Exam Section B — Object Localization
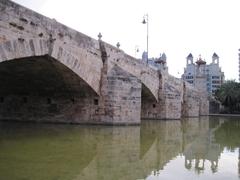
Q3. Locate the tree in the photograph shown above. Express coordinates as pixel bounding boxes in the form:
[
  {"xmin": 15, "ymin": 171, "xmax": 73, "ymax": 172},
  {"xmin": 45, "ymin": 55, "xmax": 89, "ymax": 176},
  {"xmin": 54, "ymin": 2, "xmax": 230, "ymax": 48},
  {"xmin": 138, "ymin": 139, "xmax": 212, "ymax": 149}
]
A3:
[{"xmin": 215, "ymin": 80, "xmax": 240, "ymax": 113}]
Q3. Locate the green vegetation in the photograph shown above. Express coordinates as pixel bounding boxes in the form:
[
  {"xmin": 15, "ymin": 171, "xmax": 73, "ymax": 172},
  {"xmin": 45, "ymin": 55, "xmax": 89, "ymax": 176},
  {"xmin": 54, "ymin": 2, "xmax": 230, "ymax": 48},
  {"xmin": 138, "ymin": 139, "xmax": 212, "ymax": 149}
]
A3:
[{"xmin": 215, "ymin": 80, "xmax": 240, "ymax": 113}]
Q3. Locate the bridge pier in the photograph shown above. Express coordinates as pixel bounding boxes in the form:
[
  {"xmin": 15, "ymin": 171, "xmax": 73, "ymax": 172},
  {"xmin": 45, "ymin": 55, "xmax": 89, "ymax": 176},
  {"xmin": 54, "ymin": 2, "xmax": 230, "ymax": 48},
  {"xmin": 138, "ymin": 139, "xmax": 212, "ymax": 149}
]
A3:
[
  {"xmin": 182, "ymin": 82, "xmax": 200, "ymax": 117},
  {"xmin": 94, "ymin": 42, "xmax": 141, "ymax": 125},
  {"xmin": 94, "ymin": 65, "xmax": 142, "ymax": 125},
  {"xmin": 141, "ymin": 72, "xmax": 183, "ymax": 120},
  {"xmin": 199, "ymin": 95, "xmax": 209, "ymax": 116}
]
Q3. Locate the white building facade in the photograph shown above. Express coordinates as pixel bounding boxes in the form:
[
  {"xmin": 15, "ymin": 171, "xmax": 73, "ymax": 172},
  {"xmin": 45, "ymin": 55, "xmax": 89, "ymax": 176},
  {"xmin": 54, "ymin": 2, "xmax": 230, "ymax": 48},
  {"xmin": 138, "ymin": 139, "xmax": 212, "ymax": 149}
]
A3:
[
  {"xmin": 142, "ymin": 51, "xmax": 168, "ymax": 72},
  {"xmin": 182, "ymin": 53, "xmax": 225, "ymax": 95}
]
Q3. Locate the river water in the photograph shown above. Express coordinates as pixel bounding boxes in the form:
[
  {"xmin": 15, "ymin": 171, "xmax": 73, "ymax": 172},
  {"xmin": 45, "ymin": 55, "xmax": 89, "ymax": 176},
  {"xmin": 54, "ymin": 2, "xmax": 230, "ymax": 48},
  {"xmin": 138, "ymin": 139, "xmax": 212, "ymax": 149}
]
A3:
[{"xmin": 0, "ymin": 116, "xmax": 239, "ymax": 180}]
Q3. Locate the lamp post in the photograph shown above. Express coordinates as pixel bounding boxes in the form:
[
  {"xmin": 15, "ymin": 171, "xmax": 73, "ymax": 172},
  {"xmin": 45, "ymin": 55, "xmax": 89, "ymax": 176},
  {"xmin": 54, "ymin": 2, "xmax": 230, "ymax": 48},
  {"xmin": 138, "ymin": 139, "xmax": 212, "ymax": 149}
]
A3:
[{"xmin": 142, "ymin": 14, "xmax": 149, "ymax": 64}]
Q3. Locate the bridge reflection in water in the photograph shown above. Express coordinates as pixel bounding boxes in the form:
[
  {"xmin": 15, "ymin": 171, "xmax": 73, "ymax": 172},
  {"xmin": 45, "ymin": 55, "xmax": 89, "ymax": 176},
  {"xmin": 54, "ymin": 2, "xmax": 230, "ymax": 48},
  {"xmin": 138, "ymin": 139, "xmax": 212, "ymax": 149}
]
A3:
[{"xmin": 0, "ymin": 116, "xmax": 239, "ymax": 180}]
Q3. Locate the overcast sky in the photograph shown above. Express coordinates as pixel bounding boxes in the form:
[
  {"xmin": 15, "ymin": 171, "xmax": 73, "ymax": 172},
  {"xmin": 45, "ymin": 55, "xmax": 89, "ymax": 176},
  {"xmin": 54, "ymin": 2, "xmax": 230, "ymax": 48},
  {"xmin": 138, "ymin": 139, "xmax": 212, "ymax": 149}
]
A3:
[{"xmin": 12, "ymin": 0, "xmax": 240, "ymax": 80}]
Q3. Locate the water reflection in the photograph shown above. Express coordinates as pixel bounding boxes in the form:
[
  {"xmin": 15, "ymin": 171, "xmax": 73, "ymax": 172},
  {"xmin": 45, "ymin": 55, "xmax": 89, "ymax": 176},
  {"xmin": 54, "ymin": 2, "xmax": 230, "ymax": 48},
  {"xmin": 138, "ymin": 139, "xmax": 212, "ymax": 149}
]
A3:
[
  {"xmin": 182, "ymin": 117, "xmax": 222, "ymax": 174},
  {"xmin": 0, "ymin": 117, "xmax": 239, "ymax": 180}
]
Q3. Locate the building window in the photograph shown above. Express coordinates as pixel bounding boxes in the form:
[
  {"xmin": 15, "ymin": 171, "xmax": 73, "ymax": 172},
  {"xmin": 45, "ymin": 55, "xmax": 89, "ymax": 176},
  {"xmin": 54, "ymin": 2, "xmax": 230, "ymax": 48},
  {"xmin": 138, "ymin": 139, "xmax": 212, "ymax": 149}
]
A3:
[
  {"xmin": 186, "ymin": 76, "xmax": 193, "ymax": 79},
  {"xmin": 0, "ymin": 97, "xmax": 4, "ymax": 103},
  {"xmin": 212, "ymin": 85, "xmax": 220, "ymax": 88},
  {"xmin": 212, "ymin": 76, "xmax": 220, "ymax": 79},
  {"xmin": 212, "ymin": 80, "xmax": 220, "ymax": 84}
]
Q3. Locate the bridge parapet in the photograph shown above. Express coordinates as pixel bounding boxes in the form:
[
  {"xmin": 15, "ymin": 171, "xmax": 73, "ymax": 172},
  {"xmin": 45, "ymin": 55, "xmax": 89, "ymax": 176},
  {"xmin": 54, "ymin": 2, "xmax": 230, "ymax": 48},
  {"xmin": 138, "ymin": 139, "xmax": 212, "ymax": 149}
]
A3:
[{"xmin": 0, "ymin": 0, "xmax": 99, "ymax": 50}]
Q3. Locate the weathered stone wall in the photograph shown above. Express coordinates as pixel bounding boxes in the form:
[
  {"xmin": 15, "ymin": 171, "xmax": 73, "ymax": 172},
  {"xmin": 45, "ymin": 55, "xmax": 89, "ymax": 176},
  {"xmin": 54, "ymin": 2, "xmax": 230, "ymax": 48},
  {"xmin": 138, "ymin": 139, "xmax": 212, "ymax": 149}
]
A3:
[
  {"xmin": 160, "ymin": 73, "xmax": 183, "ymax": 119},
  {"xmin": 141, "ymin": 71, "xmax": 165, "ymax": 119},
  {"xmin": 0, "ymin": 54, "xmax": 141, "ymax": 125},
  {"xmin": 103, "ymin": 42, "xmax": 160, "ymax": 101},
  {"xmin": 0, "ymin": 0, "xmax": 209, "ymax": 124},
  {"xmin": 0, "ymin": 0, "xmax": 153, "ymax": 124},
  {"xmin": 0, "ymin": 0, "xmax": 102, "ymax": 95},
  {"xmin": 195, "ymin": 74, "xmax": 209, "ymax": 116},
  {"xmin": 99, "ymin": 42, "xmax": 161, "ymax": 121},
  {"xmin": 94, "ymin": 62, "xmax": 142, "ymax": 124},
  {"xmin": 141, "ymin": 72, "xmax": 184, "ymax": 120},
  {"xmin": 141, "ymin": 84, "xmax": 160, "ymax": 119},
  {"xmin": 0, "ymin": 56, "xmax": 100, "ymax": 123},
  {"xmin": 182, "ymin": 82, "xmax": 200, "ymax": 117},
  {"xmin": 199, "ymin": 94, "xmax": 209, "ymax": 116},
  {"xmin": 104, "ymin": 65, "xmax": 141, "ymax": 124}
]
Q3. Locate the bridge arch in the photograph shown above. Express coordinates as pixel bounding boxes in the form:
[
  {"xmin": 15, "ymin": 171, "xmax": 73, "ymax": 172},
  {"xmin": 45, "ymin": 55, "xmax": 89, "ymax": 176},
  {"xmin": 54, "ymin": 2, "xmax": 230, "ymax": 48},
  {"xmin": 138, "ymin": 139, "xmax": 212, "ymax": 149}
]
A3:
[
  {"xmin": 140, "ymin": 70, "xmax": 159, "ymax": 102},
  {"xmin": 109, "ymin": 53, "xmax": 160, "ymax": 102},
  {"xmin": 0, "ymin": 38, "xmax": 102, "ymax": 123},
  {"xmin": 0, "ymin": 38, "xmax": 102, "ymax": 95}
]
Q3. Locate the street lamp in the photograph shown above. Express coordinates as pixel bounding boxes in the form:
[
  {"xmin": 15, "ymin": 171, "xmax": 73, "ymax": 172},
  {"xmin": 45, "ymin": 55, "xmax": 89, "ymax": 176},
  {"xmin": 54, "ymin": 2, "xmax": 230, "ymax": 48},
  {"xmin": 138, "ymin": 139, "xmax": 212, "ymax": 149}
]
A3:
[{"xmin": 142, "ymin": 14, "xmax": 149, "ymax": 64}]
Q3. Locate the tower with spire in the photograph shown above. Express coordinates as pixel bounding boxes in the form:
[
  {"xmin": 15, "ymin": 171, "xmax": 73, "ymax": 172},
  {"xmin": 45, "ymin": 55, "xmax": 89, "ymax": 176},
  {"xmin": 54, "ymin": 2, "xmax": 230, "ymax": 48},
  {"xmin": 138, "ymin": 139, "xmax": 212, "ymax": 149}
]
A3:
[
  {"xmin": 186, "ymin": 53, "xmax": 193, "ymax": 65},
  {"xmin": 212, "ymin": 52, "xmax": 219, "ymax": 65},
  {"xmin": 182, "ymin": 53, "xmax": 224, "ymax": 95}
]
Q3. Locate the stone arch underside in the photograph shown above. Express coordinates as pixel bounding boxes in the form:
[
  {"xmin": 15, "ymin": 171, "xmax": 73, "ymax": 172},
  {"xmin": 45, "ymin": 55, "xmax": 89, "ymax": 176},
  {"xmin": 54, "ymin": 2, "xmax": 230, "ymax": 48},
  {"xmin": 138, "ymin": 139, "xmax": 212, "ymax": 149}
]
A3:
[
  {"xmin": 141, "ymin": 83, "xmax": 160, "ymax": 119},
  {"xmin": 139, "ymin": 71, "xmax": 159, "ymax": 102},
  {"xmin": 0, "ymin": 38, "xmax": 102, "ymax": 95},
  {"xmin": 110, "ymin": 54, "xmax": 159, "ymax": 102},
  {"xmin": 0, "ymin": 39, "xmax": 104, "ymax": 123},
  {"xmin": 110, "ymin": 56, "xmax": 162, "ymax": 119}
]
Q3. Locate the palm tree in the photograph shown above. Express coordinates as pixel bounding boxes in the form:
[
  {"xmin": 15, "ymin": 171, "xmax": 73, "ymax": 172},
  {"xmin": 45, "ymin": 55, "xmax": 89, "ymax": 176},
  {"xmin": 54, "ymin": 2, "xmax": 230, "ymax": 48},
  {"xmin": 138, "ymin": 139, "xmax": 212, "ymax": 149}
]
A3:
[{"xmin": 215, "ymin": 81, "xmax": 240, "ymax": 113}]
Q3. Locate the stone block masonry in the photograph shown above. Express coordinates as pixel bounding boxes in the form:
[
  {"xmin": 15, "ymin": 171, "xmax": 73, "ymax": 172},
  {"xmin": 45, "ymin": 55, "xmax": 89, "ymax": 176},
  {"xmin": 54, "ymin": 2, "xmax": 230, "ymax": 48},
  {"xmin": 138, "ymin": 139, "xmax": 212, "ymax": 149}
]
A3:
[
  {"xmin": 0, "ymin": 0, "xmax": 209, "ymax": 125},
  {"xmin": 142, "ymin": 73, "xmax": 184, "ymax": 120},
  {"xmin": 182, "ymin": 82, "xmax": 200, "ymax": 117},
  {"xmin": 100, "ymin": 65, "xmax": 141, "ymax": 124}
]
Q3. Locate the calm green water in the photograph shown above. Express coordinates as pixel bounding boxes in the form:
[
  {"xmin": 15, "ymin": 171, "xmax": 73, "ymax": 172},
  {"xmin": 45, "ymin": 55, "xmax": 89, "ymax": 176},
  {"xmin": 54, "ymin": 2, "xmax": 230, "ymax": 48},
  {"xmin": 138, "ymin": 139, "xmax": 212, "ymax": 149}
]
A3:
[{"xmin": 0, "ymin": 116, "xmax": 239, "ymax": 180}]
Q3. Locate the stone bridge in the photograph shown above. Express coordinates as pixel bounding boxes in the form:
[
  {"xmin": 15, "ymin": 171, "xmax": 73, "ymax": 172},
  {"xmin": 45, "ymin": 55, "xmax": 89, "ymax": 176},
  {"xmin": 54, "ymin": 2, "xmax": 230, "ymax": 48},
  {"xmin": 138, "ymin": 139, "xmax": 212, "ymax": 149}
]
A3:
[{"xmin": 0, "ymin": 0, "xmax": 209, "ymax": 125}]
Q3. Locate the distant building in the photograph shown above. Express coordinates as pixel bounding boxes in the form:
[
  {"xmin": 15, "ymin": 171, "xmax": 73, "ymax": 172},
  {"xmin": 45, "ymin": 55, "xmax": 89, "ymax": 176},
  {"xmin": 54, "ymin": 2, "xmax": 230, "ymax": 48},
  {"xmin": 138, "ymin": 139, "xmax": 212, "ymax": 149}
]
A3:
[
  {"xmin": 182, "ymin": 53, "xmax": 224, "ymax": 95},
  {"xmin": 142, "ymin": 51, "xmax": 168, "ymax": 72}
]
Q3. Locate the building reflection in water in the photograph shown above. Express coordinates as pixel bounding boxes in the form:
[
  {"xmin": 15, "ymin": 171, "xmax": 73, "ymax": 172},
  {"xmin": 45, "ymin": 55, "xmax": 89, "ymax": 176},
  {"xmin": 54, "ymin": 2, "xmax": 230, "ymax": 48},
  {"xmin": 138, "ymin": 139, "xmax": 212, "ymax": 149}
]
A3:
[
  {"xmin": 0, "ymin": 116, "xmax": 239, "ymax": 180},
  {"xmin": 142, "ymin": 116, "xmax": 240, "ymax": 179},
  {"xmin": 182, "ymin": 116, "xmax": 222, "ymax": 174}
]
